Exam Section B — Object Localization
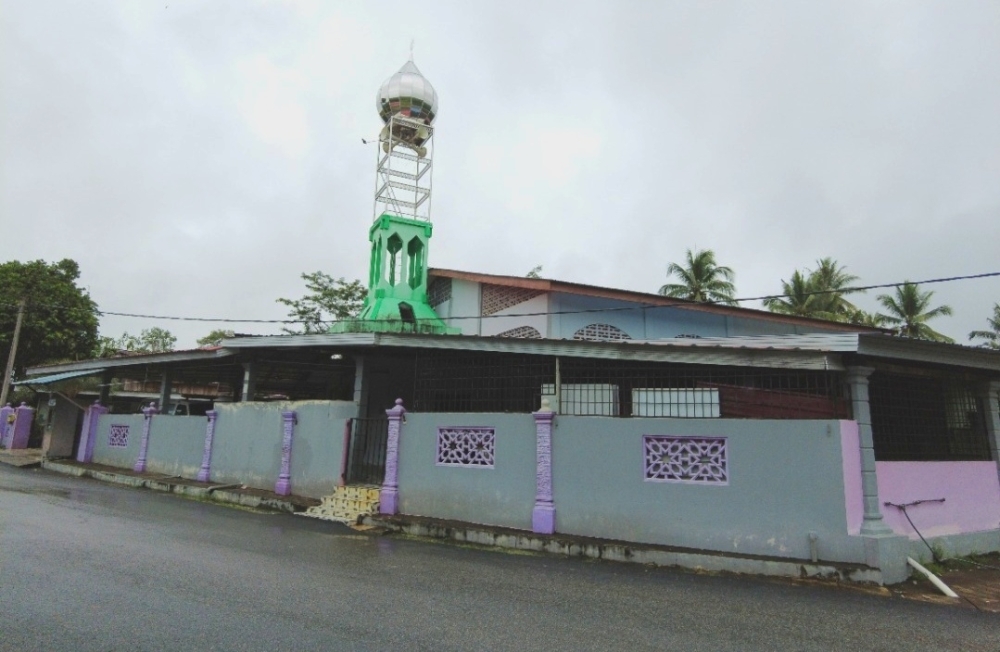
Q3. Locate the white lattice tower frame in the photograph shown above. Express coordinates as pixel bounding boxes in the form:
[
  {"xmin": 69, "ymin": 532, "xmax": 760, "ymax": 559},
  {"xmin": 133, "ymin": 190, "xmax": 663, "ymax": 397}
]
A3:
[{"xmin": 374, "ymin": 114, "xmax": 434, "ymax": 221}]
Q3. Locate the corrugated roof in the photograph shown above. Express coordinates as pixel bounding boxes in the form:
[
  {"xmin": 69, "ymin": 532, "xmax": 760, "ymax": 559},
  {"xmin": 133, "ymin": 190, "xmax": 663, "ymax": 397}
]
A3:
[{"xmin": 14, "ymin": 369, "xmax": 104, "ymax": 386}]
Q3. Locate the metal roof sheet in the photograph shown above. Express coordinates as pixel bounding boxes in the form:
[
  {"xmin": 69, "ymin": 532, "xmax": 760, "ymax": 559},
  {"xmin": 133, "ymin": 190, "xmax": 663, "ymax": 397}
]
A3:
[{"xmin": 14, "ymin": 369, "xmax": 105, "ymax": 386}]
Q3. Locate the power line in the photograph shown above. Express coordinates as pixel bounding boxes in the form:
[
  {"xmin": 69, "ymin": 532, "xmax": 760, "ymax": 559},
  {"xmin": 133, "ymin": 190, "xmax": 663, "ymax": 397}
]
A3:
[{"xmin": 2, "ymin": 270, "xmax": 998, "ymax": 325}]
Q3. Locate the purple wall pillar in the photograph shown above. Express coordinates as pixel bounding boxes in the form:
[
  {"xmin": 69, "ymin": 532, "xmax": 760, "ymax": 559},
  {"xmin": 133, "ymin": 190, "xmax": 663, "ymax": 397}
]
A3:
[
  {"xmin": 8, "ymin": 402, "xmax": 35, "ymax": 449},
  {"xmin": 196, "ymin": 410, "xmax": 219, "ymax": 483},
  {"xmin": 77, "ymin": 401, "xmax": 108, "ymax": 463},
  {"xmin": 274, "ymin": 410, "xmax": 297, "ymax": 496},
  {"xmin": 133, "ymin": 403, "xmax": 158, "ymax": 473},
  {"xmin": 0, "ymin": 403, "xmax": 13, "ymax": 448},
  {"xmin": 380, "ymin": 399, "xmax": 406, "ymax": 515},
  {"xmin": 532, "ymin": 398, "xmax": 557, "ymax": 534}
]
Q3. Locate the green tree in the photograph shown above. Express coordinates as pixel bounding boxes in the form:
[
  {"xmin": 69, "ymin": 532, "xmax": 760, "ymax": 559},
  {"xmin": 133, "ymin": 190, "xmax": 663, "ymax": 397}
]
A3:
[
  {"xmin": 525, "ymin": 265, "xmax": 543, "ymax": 279},
  {"xmin": 847, "ymin": 309, "xmax": 890, "ymax": 329},
  {"xmin": 197, "ymin": 329, "xmax": 236, "ymax": 347},
  {"xmin": 764, "ymin": 258, "xmax": 863, "ymax": 321},
  {"xmin": 968, "ymin": 302, "xmax": 1000, "ymax": 349},
  {"xmin": 96, "ymin": 328, "xmax": 177, "ymax": 357},
  {"xmin": 0, "ymin": 259, "xmax": 99, "ymax": 376},
  {"xmin": 762, "ymin": 270, "xmax": 820, "ymax": 317},
  {"xmin": 658, "ymin": 248, "xmax": 737, "ymax": 305},
  {"xmin": 277, "ymin": 272, "xmax": 366, "ymax": 334},
  {"xmin": 876, "ymin": 282, "xmax": 954, "ymax": 342}
]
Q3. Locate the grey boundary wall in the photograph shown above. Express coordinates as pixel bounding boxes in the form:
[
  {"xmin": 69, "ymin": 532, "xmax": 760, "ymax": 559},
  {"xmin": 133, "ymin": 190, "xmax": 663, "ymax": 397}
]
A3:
[
  {"xmin": 91, "ymin": 401, "xmax": 356, "ymax": 498},
  {"xmin": 397, "ymin": 413, "xmax": 868, "ymax": 564}
]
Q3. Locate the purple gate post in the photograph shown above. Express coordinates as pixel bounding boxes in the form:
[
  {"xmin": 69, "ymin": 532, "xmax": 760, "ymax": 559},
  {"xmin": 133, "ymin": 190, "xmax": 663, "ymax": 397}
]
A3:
[
  {"xmin": 8, "ymin": 402, "xmax": 35, "ymax": 449},
  {"xmin": 134, "ymin": 403, "xmax": 158, "ymax": 473},
  {"xmin": 78, "ymin": 401, "xmax": 108, "ymax": 463},
  {"xmin": 274, "ymin": 410, "xmax": 297, "ymax": 496},
  {"xmin": 532, "ymin": 398, "xmax": 557, "ymax": 534},
  {"xmin": 0, "ymin": 403, "xmax": 13, "ymax": 449},
  {"xmin": 197, "ymin": 410, "xmax": 219, "ymax": 482},
  {"xmin": 380, "ymin": 399, "xmax": 406, "ymax": 515}
]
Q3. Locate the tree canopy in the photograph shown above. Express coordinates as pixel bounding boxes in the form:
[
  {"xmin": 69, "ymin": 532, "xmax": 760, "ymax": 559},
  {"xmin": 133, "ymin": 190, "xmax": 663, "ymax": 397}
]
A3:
[
  {"xmin": 0, "ymin": 259, "xmax": 99, "ymax": 376},
  {"xmin": 197, "ymin": 329, "xmax": 236, "ymax": 347},
  {"xmin": 876, "ymin": 282, "xmax": 953, "ymax": 342},
  {"xmin": 968, "ymin": 302, "xmax": 1000, "ymax": 349},
  {"xmin": 658, "ymin": 249, "xmax": 737, "ymax": 305},
  {"xmin": 277, "ymin": 272, "xmax": 366, "ymax": 334},
  {"xmin": 96, "ymin": 327, "xmax": 177, "ymax": 357},
  {"xmin": 764, "ymin": 258, "xmax": 862, "ymax": 321}
]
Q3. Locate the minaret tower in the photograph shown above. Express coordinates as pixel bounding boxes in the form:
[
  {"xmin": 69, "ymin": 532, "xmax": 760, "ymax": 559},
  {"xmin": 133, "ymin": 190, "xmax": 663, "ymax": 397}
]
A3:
[{"xmin": 331, "ymin": 58, "xmax": 457, "ymax": 335}]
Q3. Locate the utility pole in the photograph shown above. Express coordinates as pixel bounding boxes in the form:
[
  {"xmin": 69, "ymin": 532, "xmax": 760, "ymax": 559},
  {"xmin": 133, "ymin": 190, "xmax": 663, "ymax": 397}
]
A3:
[{"xmin": 0, "ymin": 299, "xmax": 27, "ymax": 406}]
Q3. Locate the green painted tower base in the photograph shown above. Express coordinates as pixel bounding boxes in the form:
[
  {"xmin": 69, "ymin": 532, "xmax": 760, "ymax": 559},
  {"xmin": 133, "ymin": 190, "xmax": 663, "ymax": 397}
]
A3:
[{"xmin": 330, "ymin": 213, "xmax": 458, "ymax": 335}]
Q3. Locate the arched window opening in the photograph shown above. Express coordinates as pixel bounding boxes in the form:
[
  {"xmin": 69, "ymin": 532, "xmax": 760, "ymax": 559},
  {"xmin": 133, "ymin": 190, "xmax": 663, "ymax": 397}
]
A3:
[
  {"xmin": 387, "ymin": 234, "xmax": 403, "ymax": 286},
  {"xmin": 407, "ymin": 237, "xmax": 424, "ymax": 289},
  {"xmin": 572, "ymin": 323, "xmax": 632, "ymax": 342}
]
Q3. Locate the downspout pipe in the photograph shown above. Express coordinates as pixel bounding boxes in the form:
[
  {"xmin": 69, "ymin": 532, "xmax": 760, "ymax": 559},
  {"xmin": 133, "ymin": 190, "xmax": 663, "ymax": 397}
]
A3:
[{"xmin": 906, "ymin": 557, "xmax": 959, "ymax": 599}]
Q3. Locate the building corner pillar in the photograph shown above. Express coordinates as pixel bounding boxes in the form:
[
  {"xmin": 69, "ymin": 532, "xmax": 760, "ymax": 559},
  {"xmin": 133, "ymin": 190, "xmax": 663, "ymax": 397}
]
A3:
[
  {"xmin": 532, "ymin": 398, "xmax": 557, "ymax": 534},
  {"xmin": 846, "ymin": 366, "xmax": 892, "ymax": 537},
  {"xmin": 380, "ymin": 399, "xmax": 406, "ymax": 515},
  {"xmin": 978, "ymin": 380, "xmax": 1000, "ymax": 486},
  {"xmin": 274, "ymin": 410, "xmax": 297, "ymax": 496}
]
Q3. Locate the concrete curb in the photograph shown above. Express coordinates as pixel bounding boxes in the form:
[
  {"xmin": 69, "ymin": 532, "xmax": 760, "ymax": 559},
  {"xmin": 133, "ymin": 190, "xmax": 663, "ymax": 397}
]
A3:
[
  {"xmin": 41, "ymin": 460, "xmax": 301, "ymax": 513},
  {"xmin": 365, "ymin": 515, "xmax": 885, "ymax": 585}
]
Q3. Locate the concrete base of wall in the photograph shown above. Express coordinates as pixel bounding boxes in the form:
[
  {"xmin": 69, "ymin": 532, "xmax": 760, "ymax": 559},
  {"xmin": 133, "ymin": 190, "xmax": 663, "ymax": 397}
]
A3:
[
  {"xmin": 906, "ymin": 530, "xmax": 1000, "ymax": 563},
  {"xmin": 41, "ymin": 460, "xmax": 320, "ymax": 513},
  {"xmin": 365, "ymin": 514, "xmax": 887, "ymax": 585}
]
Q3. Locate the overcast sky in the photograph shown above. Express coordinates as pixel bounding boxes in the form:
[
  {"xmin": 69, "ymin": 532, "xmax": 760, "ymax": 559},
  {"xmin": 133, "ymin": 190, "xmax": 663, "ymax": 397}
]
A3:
[{"xmin": 2, "ymin": 0, "xmax": 999, "ymax": 349}]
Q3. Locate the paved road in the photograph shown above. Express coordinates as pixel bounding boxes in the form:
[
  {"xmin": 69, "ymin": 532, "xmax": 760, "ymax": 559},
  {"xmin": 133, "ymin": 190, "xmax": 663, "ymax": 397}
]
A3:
[{"xmin": 1, "ymin": 465, "xmax": 997, "ymax": 651}]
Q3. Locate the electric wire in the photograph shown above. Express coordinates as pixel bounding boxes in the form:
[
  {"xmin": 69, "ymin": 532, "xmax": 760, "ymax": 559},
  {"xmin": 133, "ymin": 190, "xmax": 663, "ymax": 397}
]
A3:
[{"xmin": 1, "ymin": 270, "xmax": 997, "ymax": 326}]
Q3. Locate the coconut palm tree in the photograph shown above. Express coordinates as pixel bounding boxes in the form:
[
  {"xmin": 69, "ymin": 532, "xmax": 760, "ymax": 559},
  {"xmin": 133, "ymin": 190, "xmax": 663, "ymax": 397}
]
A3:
[
  {"xmin": 968, "ymin": 302, "xmax": 1000, "ymax": 349},
  {"xmin": 808, "ymin": 257, "xmax": 863, "ymax": 319},
  {"xmin": 658, "ymin": 248, "xmax": 737, "ymax": 305},
  {"xmin": 876, "ymin": 282, "xmax": 954, "ymax": 342},
  {"xmin": 762, "ymin": 270, "xmax": 821, "ymax": 317},
  {"xmin": 847, "ymin": 309, "xmax": 890, "ymax": 329}
]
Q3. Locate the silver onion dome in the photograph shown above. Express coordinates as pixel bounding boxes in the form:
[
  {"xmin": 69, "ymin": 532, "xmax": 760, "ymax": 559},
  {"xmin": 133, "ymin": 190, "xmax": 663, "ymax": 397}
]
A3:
[{"xmin": 376, "ymin": 60, "xmax": 438, "ymax": 125}]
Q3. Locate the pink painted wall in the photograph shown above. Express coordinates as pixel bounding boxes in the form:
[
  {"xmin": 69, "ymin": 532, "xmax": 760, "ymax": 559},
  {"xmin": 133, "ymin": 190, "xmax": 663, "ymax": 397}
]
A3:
[
  {"xmin": 840, "ymin": 421, "xmax": 864, "ymax": 535},
  {"xmin": 876, "ymin": 461, "xmax": 1000, "ymax": 539}
]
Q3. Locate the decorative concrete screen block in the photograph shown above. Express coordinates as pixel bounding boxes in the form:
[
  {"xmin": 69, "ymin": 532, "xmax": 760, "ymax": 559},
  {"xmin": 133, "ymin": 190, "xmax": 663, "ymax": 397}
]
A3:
[
  {"xmin": 108, "ymin": 424, "xmax": 130, "ymax": 448},
  {"xmin": 496, "ymin": 325, "xmax": 543, "ymax": 339},
  {"xmin": 572, "ymin": 323, "xmax": 631, "ymax": 342},
  {"xmin": 427, "ymin": 277, "xmax": 452, "ymax": 307},
  {"xmin": 437, "ymin": 427, "xmax": 496, "ymax": 468},
  {"xmin": 643, "ymin": 435, "xmax": 728, "ymax": 484},
  {"xmin": 632, "ymin": 388, "xmax": 721, "ymax": 418},
  {"xmin": 481, "ymin": 284, "xmax": 544, "ymax": 316}
]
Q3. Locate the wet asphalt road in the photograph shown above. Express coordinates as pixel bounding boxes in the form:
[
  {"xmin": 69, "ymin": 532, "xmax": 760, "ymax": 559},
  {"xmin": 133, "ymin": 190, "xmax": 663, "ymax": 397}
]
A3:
[{"xmin": 1, "ymin": 465, "xmax": 997, "ymax": 652}]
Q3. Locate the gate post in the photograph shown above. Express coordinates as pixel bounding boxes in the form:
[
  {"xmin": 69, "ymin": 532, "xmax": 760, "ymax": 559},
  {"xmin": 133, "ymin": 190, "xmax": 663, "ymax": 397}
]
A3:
[
  {"xmin": 274, "ymin": 410, "xmax": 297, "ymax": 496},
  {"xmin": 0, "ymin": 403, "xmax": 13, "ymax": 448},
  {"xmin": 134, "ymin": 403, "xmax": 158, "ymax": 472},
  {"xmin": 78, "ymin": 401, "xmax": 108, "ymax": 463},
  {"xmin": 197, "ymin": 410, "xmax": 219, "ymax": 482},
  {"xmin": 532, "ymin": 398, "xmax": 557, "ymax": 534},
  {"xmin": 8, "ymin": 402, "xmax": 35, "ymax": 449},
  {"xmin": 379, "ymin": 399, "xmax": 406, "ymax": 515}
]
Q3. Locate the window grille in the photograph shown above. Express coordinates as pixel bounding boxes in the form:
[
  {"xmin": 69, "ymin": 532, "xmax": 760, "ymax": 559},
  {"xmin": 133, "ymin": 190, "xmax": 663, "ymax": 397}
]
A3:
[
  {"xmin": 868, "ymin": 372, "xmax": 991, "ymax": 461},
  {"xmin": 480, "ymin": 284, "xmax": 544, "ymax": 316},
  {"xmin": 495, "ymin": 326, "xmax": 543, "ymax": 339},
  {"xmin": 572, "ymin": 323, "xmax": 632, "ymax": 342},
  {"xmin": 427, "ymin": 277, "xmax": 452, "ymax": 307},
  {"xmin": 413, "ymin": 351, "xmax": 846, "ymax": 418}
]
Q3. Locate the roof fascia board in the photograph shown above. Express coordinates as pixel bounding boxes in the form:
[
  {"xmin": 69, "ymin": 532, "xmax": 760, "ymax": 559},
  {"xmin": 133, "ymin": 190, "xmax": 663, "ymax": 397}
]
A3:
[
  {"xmin": 857, "ymin": 334, "xmax": 1000, "ymax": 373},
  {"xmin": 26, "ymin": 349, "xmax": 235, "ymax": 377}
]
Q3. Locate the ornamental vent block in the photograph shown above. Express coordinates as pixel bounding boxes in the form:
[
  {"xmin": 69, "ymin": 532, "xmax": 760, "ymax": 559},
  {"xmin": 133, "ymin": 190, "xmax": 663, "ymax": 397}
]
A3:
[
  {"xmin": 643, "ymin": 435, "xmax": 728, "ymax": 484},
  {"xmin": 437, "ymin": 427, "xmax": 496, "ymax": 467}
]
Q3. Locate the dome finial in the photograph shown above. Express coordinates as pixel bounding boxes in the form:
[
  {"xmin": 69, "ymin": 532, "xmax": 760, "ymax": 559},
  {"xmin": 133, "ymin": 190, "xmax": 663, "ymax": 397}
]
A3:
[{"xmin": 409, "ymin": 39, "xmax": 414, "ymax": 62}]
